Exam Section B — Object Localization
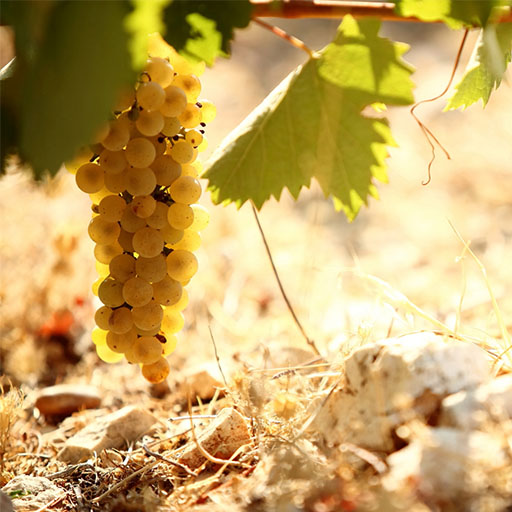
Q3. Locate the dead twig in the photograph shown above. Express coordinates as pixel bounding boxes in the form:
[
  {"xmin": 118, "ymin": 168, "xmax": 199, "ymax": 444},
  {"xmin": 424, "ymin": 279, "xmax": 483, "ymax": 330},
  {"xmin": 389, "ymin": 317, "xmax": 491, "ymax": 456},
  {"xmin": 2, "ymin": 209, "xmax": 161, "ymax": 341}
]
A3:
[
  {"xmin": 142, "ymin": 444, "xmax": 197, "ymax": 477},
  {"xmin": 251, "ymin": 203, "xmax": 321, "ymax": 356},
  {"xmin": 253, "ymin": 18, "xmax": 314, "ymax": 57}
]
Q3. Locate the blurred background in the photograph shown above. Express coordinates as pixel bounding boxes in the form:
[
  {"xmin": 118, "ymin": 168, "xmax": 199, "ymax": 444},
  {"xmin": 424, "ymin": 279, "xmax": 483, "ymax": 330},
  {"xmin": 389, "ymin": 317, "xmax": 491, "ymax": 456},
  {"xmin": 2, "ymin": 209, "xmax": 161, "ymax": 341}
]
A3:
[{"xmin": 1, "ymin": 18, "xmax": 511, "ymax": 390}]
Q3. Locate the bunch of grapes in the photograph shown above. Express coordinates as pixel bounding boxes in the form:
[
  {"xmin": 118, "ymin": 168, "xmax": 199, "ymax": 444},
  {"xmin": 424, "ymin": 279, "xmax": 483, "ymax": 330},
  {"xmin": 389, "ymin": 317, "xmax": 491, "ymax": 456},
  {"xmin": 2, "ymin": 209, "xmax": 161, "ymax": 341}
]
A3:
[{"xmin": 67, "ymin": 38, "xmax": 215, "ymax": 383}]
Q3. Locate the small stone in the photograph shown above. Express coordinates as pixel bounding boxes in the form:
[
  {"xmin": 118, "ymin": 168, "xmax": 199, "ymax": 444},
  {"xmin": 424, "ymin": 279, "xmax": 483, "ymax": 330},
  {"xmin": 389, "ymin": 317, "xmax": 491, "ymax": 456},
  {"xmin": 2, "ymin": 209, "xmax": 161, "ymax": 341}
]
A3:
[
  {"xmin": 440, "ymin": 373, "xmax": 512, "ymax": 430},
  {"xmin": 35, "ymin": 384, "xmax": 101, "ymax": 417},
  {"xmin": 384, "ymin": 427, "xmax": 507, "ymax": 503},
  {"xmin": 57, "ymin": 405, "xmax": 157, "ymax": 463},
  {"xmin": 177, "ymin": 407, "xmax": 251, "ymax": 469},
  {"xmin": 0, "ymin": 491, "xmax": 13, "ymax": 512},
  {"xmin": 181, "ymin": 363, "xmax": 224, "ymax": 402},
  {"xmin": 311, "ymin": 332, "xmax": 491, "ymax": 451},
  {"xmin": 2, "ymin": 476, "xmax": 62, "ymax": 511}
]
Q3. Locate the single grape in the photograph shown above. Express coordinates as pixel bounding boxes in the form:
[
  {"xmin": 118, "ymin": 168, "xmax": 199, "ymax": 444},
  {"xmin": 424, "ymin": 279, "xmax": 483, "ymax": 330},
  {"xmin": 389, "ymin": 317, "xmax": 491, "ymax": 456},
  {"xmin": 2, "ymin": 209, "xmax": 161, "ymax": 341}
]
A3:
[
  {"xmin": 76, "ymin": 163, "xmax": 104, "ymax": 194},
  {"xmin": 161, "ymin": 116, "xmax": 181, "ymax": 137},
  {"xmin": 161, "ymin": 309, "xmax": 185, "ymax": 334},
  {"xmin": 136, "ymin": 81, "xmax": 165, "ymax": 111},
  {"xmin": 104, "ymin": 171, "xmax": 127, "ymax": 194},
  {"xmin": 169, "ymin": 139, "xmax": 194, "ymax": 164},
  {"xmin": 166, "ymin": 249, "xmax": 198, "ymax": 282},
  {"xmin": 88, "ymin": 216, "xmax": 120, "ymax": 245},
  {"xmin": 128, "ymin": 336, "xmax": 163, "ymax": 364},
  {"xmin": 118, "ymin": 228, "xmax": 134, "ymax": 252},
  {"xmin": 132, "ymin": 300, "xmax": 163, "ymax": 331},
  {"xmin": 167, "ymin": 203, "xmax": 194, "ymax": 230},
  {"xmin": 135, "ymin": 254, "xmax": 167, "ymax": 283},
  {"xmin": 169, "ymin": 175, "xmax": 201, "ymax": 204},
  {"xmin": 95, "ymin": 306, "xmax": 113, "ymax": 330},
  {"xmin": 108, "ymin": 306, "xmax": 134, "ymax": 334},
  {"xmin": 169, "ymin": 229, "xmax": 200, "ymax": 252},
  {"xmin": 99, "ymin": 149, "xmax": 126, "ymax": 175},
  {"xmin": 106, "ymin": 327, "xmax": 137, "ymax": 353},
  {"xmin": 132, "ymin": 226, "xmax": 164, "ymax": 258},
  {"xmin": 142, "ymin": 356, "xmax": 170, "ymax": 383},
  {"xmin": 125, "ymin": 167, "xmax": 157, "ymax": 196},
  {"xmin": 130, "ymin": 195, "xmax": 156, "ymax": 218},
  {"xmin": 94, "ymin": 241, "xmax": 123, "ymax": 265},
  {"xmin": 92, "ymin": 327, "xmax": 108, "ymax": 345},
  {"xmin": 122, "ymin": 276, "xmax": 153, "ymax": 307},
  {"xmin": 185, "ymin": 130, "xmax": 203, "ymax": 147},
  {"xmin": 147, "ymin": 135, "xmax": 167, "ymax": 157},
  {"xmin": 161, "ymin": 335, "xmax": 178, "ymax": 356},
  {"xmin": 98, "ymin": 195, "xmax": 126, "ymax": 222},
  {"xmin": 125, "ymin": 137, "xmax": 156, "ymax": 168},
  {"xmin": 152, "ymin": 276, "xmax": 182, "ymax": 306},
  {"xmin": 145, "ymin": 57, "xmax": 174, "ymax": 88},
  {"xmin": 136, "ymin": 110, "xmax": 164, "ymax": 137},
  {"xmin": 114, "ymin": 88, "xmax": 135, "ymax": 112},
  {"xmin": 102, "ymin": 120, "xmax": 130, "ymax": 151},
  {"xmin": 173, "ymin": 74, "xmax": 201, "ymax": 101},
  {"xmin": 120, "ymin": 206, "xmax": 147, "ymax": 233},
  {"xmin": 166, "ymin": 287, "xmax": 189, "ymax": 312},
  {"xmin": 96, "ymin": 343, "xmax": 125, "ymax": 363},
  {"xmin": 146, "ymin": 201, "xmax": 169, "ymax": 229},
  {"xmin": 109, "ymin": 253, "xmax": 136, "ymax": 282},
  {"xmin": 189, "ymin": 204, "xmax": 209, "ymax": 231},
  {"xmin": 200, "ymin": 100, "xmax": 217, "ymax": 123},
  {"xmin": 178, "ymin": 104, "xmax": 202, "ymax": 128},
  {"xmin": 158, "ymin": 223, "xmax": 184, "ymax": 245},
  {"xmin": 160, "ymin": 85, "xmax": 187, "ymax": 117},
  {"xmin": 151, "ymin": 155, "xmax": 181, "ymax": 186},
  {"xmin": 98, "ymin": 277, "xmax": 125, "ymax": 307}
]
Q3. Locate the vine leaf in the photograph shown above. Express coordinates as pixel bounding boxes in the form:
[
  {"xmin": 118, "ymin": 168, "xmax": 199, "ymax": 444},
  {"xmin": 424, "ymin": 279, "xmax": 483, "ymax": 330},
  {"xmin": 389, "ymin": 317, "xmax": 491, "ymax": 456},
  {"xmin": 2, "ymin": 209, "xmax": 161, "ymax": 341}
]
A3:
[
  {"xmin": 394, "ymin": 0, "xmax": 507, "ymax": 28},
  {"xmin": 163, "ymin": 0, "xmax": 253, "ymax": 66},
  {"xmin": 203, "ymin": 16, "xmax": 414, "ymax": 220},
  {"xmin": 446, "ymin": 23, "xmax": 512, "ymax": 110}
]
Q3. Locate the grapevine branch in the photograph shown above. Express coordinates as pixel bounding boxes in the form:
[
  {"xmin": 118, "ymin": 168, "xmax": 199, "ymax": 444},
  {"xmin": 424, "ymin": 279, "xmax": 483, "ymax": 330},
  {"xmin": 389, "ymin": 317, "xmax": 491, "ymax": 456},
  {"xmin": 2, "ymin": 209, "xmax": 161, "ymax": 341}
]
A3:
[
  {"xmin": 253, "ymin": 18, "xmax": 314, "ymax": 57},
  {"xmin": 251, "ymin": 203, "xmax": 321, "ymax": 356},
  {"xmin": 251, "ymin": 0, "xmax": 512, "ymax": 24}
]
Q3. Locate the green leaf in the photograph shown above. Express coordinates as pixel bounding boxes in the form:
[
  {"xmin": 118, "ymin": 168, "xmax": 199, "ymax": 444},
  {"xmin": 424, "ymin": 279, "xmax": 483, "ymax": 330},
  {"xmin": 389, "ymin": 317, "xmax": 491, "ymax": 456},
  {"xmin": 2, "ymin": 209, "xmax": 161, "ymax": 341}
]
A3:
[
  {"xmin": 394, "ymin": 0, "xmax": 509, "ymax": 28},
  {"xmin": 446, "ymin": 23, "xmax": 512, "ymax": 109},
  {"xmin": 125, "ymin": 0, "xmax": 170, "ymax": 69},
  {"xmin": 19, "ymin": 1, "xmax": 135, "ymax": 177},
  {"xmin": 163, "ymin": 0, "xmax": 253, "ymax": 65},
  {"xmin": 204, "ymin": 17, "xmax": 414, "ymax": 220}
]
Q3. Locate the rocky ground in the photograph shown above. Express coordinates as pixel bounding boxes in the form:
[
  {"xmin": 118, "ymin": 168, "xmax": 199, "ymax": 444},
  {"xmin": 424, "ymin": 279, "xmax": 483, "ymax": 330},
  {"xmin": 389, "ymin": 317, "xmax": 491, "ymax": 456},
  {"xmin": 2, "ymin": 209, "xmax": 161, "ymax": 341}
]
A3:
[{"xmin": 1, "ymin": 19, "xmax": 512, "ymax": 512}]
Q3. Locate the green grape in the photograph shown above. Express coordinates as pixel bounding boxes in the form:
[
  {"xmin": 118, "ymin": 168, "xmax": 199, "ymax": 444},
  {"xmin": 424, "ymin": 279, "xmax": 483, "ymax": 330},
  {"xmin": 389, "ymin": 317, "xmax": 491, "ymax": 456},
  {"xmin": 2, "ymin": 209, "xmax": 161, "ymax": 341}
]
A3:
[
  {"xmin": 178, "ymin": 104, "xmax": 202, "ymax": 128},
  {"xmin": 132, "ymin": 226, "xmax": 164, "ymax": 258},
  {"xmin": 94, "ymin": 241, "xmax": 123, "ymax": 265},
  {"xmin": 120, "ymin": 206, "xmax": 147, "ymax": 233},
  {"xmin": 158, "ymin": 222, "xmax": 184, "ymax": 245},
  {"xmin": 166, "ymin": 250, "xmax": 198, "ymax": 282},
  {"xmin": 98, "ymin": 195, "xmax": 126, "ymax": 222},
  {"xmin": 108, "ymin": 306, "xmax": 134, "ymax": 334},
  {"xmin": 173, "ymin": 74, "xmax": 201, "ymax": 101},
  {"xmin": 170, "ymin": 176, "xmax": 201, "ymax": 204},
  {"xmin": 169, "ymin": 229, "xmax": 200, "ymax": 252},
  {"xmin": 161, "ymin": 309, "xmax": 185, "ymax": 334},
  {"xmin": 125, "ymin": 137, "xmax": 156, "ymax": 168},
  {"xmin": 96, "ymin": 343, "xmax": 125, "ymax": 363},
  {"xmin": 122, "ymin": 276, "xmax": 153, "ymax": 307},
  {"xmin": 98, "ymin": 277, "xmax": 125, "ymax": 307},
  {"xmin": 197, "ymin": 137, "xmax": 208, "ymax": 153},
  {"xmin": 95, "ymin": 260, "xmax": 110, "ymax": 277},
  {"xmin": 161, "ymin": 116, "xmax": 181, "ymax": 137},
  {"xmin": 151, "ymin": 155, "xmax": 181, "ymax": 186},
  {"xmin": 135, "ymin": 254, "xmax": 167, "ymax": 283},
  {"xmin": 136, "ymin": 110, "xmax": 164, "ymax": 137},
  {"xmin": 136, "ymin": 81, "xmax": 165, "ymax": 112},
  {"xmin": 118, "ymin": 228, "xmax": 134, "ymax": 252},
  {"xmin": 106, "ymin": 327, "xmax": 137, "ymax": 353},
  {"xmin": 114, "ymin": 87, "xmax": 135, "ymax": 112},
  {"xmin": 76, "ymin": 163, "xmax": 105, "ymax": 194},
  {"xmin": 185, "ymin": 129, "xmax": 203, "ymax": 147},
  {"xmin": 125, "ymin": 166, "xmax": 157, "ymax": 196},
  {"xmin": 160, "ymin": 85, "xmax": 187, "ymax": 117},
  {"xmin": 189, "ymin": 204, "xmax": 209, "ymax": 231},
  {"xmin": 89, "ymin": 187, "xmax": 111, "ymax": 205},
  {"xmin": 147, "ymin": 135, "xmax": 167, "ymax": 157},
  {"xmin": 180, "ymin": 163, "xmax": 199, "ymax": 178},
  {"xmin": 146, "ymin": 201, "xmax": 169, "ymax": 229},
  {"xmin": 99, "ymin": 149, "xmax": 126, "ymax": 175},
  {"xmin": 200, "ymin": 100, "xmax": 217, "ymax": 123},
  {"xmin": 161, "ymin": 334, "xmax": 178, "ymax": 356},
  {"xmin": 92, "ymin": 277, "xmax": 102, "ymax": 296},
  {"xmin": 93, "ymin": 122, "xmax": 110, "ymax": 144},
  {"xmin": 88, "ymin": 216, "xmax": 120, "ymax": 245},
  {"xmin": 130, "ymin": 195, "xmax": 156, "ymax": 219},
  {"xmin": 95, "ymin": 306, "xmax": 112, "ymax": 330},
  {"xmin": 109, "ymin": 253, "xmax": 136, "ymax": 282},
  {"xmin": 102, "ymin": 120, "xmax": 130, "ymax": 151},
  {"xmin": 145, "ymin": 57, "xmax": 174, "ymax": 88},
  {"xmin": 167, "ymin": 203, "xmax": 194, "ymax": 230},
  {"xmin": 132, "ymin": 300, "xmax": 163, "ymax": 331},
  {"xmin": 169, "ymin": 139, "xmax": 194, "ymax": 164},
  {"xmin": 141, "ymin": 356, "xmax": 170, "ymax": 383},
  {"xmin": 92, "ymin": 327, "xmax": 108, "ymax": 345},
  {"xmin": 104, "ymin": 170, "xmax": 127, "ymax": 194},
  {"xmin": 152, "ymin": 276, "xmax": 182, "ymax": 306},
  {"xmin": 128, "ymin": 336, "xmax": 163, "ymax": 364},
  {"xmin": 166, "ymin": 288, "xmax": 189, "ymax": 312}
]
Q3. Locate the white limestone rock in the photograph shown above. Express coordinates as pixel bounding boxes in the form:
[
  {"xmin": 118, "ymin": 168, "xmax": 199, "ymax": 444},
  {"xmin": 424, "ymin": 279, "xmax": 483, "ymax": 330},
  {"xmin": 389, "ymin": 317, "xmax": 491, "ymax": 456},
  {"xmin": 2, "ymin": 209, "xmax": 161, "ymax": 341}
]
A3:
[
  {"xmin": 57, "ymin": 405, "xmax": 157, "ymax": 463},
  {"xmin": 310, "ymin": 332, "xmax": 491, "ymax": 450},
  {"xmin": 440, "ymin": 373, "xmax": 512, "ymax": 430},
  {"xmin": 1, "ymin": 476, "xmax": 63, "ymax": 511}
]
